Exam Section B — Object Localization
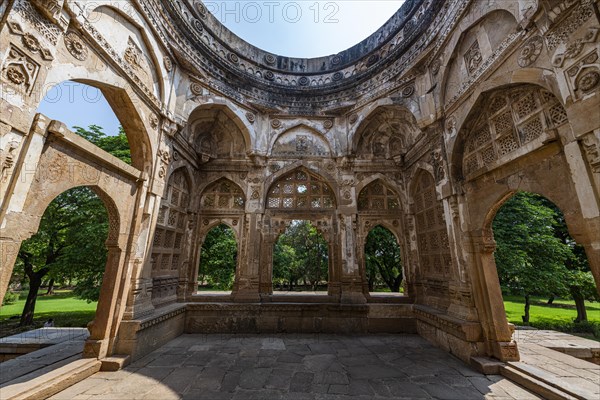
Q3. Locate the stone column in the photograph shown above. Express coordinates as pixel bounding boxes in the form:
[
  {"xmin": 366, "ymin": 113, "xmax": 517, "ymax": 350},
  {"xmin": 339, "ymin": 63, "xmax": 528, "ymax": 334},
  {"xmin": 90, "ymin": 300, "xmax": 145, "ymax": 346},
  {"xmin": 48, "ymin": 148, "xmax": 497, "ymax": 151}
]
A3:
[
  {"xmin": 232, "ymin": 213, "xmax": 261, "ymax": 302},
  {"xmin": 84, "ymin": 244, "xmax": 124, "ymax": 359},
  {"xmin": 338, "ymin": 213, "xmax": 366, "ymax": 303},
  {"xmin": 469, "ymin": 230, "xmax": 519, "ymax": 362}
]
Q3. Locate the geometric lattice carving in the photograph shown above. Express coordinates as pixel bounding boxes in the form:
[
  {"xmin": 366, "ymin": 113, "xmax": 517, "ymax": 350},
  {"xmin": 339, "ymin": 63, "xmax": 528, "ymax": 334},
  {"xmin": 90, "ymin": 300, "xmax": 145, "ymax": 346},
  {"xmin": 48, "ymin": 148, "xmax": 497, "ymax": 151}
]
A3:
[
  {"xmin": 267, "ymin": 168, "xmax": 335, "ymax": 209},
  {"xmin": 201, "ymin": 178, "xmax": 245, "ymax": 211},
  {"xmin": 413, "ymin": 171, "xmax": 451, "ymax": 277},
  {"xmin": 150, "ymin": 169, "xmax": 190, "ymax": 277},
  {"xmin": 357, "ymin": 180, "xmax": 400, "ymax": 212},
  {"xmin": 463, "ymin": 85, "xmax": 568, "ymax": 177}
]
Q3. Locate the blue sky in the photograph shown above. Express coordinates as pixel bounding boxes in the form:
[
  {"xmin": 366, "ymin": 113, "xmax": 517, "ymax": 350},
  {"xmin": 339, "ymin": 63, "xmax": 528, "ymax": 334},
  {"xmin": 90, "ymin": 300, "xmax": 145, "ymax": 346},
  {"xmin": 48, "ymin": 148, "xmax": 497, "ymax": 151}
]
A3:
[{"xmin": 37, "ymin": 1, "xmax": 404, "ymax": 135}]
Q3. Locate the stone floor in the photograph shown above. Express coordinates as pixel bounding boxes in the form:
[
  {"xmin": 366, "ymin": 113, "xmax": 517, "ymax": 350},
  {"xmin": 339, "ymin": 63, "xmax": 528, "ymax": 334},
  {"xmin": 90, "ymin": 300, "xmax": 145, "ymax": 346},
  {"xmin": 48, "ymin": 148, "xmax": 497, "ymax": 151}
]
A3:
[{"xmin": 48, "ymin": 334, "xmax": 540, "ymax": 399}]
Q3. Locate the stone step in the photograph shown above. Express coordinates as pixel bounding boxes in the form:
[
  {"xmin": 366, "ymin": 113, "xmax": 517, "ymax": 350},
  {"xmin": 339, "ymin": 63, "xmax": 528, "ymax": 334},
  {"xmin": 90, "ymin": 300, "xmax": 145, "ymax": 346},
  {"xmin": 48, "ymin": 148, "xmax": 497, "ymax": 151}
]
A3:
[
  {"xmin": 0, "ymin": 358, "xmax": 101, "ymax": 400},
  {"xmin": 501, "ymin": 362, "xmax": 591, "ymax": 400}
]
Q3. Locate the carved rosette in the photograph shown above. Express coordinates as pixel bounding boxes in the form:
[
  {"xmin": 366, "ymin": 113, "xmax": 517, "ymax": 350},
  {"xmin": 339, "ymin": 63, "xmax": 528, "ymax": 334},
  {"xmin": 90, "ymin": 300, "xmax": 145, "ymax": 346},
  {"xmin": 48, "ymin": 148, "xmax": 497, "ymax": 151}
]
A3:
[
  {"xmin": 190, "ymin": 82, "xmax": 203, "ymax": 96},
  {"xmin": 64, "ymin": 31, "xmax": 88, "ymax": 61},
  {"xmin": 517, "ymin": 35, "xmax": 543, "ymax": 67}
]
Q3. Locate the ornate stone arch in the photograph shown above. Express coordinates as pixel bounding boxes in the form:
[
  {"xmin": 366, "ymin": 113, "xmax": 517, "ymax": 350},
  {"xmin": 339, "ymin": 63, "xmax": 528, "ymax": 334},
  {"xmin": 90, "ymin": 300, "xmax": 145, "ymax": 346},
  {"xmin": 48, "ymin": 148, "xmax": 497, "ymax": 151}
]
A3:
[
  {"xmin": 87, "ymin": 4, "xmax": 165, "ymax": 101},
  {"xmin": 451, "ymin": 84, "xmax": 569, "ymax": 182},
  {"xmin": 439, "ymin": 7, "xmax": 522, "ymax": 108},
  {"xmin": 265, "ymin": 167, "xmax": 336, "ymax": 210},
  {"xmin": 199, "ymin": 178, "xmax": 246, "ymax": 213},
  {"xmin": 351, "ymin": 105, "xmax": 421, "ymax": 160},
  {"xmin": 269, "ymin": 124, "xmax": 332, "ymax": 158}
]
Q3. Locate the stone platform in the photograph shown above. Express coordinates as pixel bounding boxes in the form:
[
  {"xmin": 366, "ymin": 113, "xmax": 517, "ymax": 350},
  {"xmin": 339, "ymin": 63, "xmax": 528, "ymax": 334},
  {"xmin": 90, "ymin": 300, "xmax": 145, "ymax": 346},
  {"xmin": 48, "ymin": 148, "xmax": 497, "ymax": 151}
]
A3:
[{"xmin": 48, "ymin": 334, "xmax": 540, "ymax": 399}]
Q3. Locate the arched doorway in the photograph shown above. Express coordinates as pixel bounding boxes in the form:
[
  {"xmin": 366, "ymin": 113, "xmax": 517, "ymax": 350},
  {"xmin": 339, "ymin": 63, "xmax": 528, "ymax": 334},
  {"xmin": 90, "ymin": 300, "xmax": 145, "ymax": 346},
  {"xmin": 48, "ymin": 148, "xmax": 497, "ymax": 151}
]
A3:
[
  {"xmin": 492, "ymin": 191, "xmax": 596, "ymax": 332},
  {"xmin": 263, "ymin": 167, "xmax": 338, "ymax": 298},
  {"xmin": 197, "ymin": 224, "xmax": 238, "ymax": 292},
  {"xmin": 272, "ymin": 220, "xmax": 329, "ymax": 293}
]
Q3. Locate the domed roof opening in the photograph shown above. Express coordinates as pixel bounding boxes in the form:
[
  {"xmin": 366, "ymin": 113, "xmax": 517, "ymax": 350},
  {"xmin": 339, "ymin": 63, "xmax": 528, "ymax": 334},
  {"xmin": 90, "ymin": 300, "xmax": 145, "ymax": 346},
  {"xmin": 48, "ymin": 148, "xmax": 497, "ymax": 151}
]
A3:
[{"xmin": 210, "ymin": 1, "xmax": 405, "ymax": 58}]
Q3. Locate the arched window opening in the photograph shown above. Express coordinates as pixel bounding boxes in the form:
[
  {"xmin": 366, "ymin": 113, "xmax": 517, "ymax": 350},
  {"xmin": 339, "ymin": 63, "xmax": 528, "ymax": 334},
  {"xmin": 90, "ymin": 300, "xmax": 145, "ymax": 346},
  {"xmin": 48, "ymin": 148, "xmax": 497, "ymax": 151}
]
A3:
[
  {"xmin": 462, "ymin": 86, "xmax": 568, "ymax": 177},
  {"xmin": 273, "ymin": 220, "xmax": 329, "ymax": 292},
  {"xmin": 37, "ymin": 81, "xmax": 132, "ymax": 165},
  {"xmin": 201, "ymin": 178, "xmax": 245, "ymax": 211},
  {"xmin": 2, "ymin": 187, "xmax": 108, "ymax": 335},
  {"xmin": 267, "ymin": 169, "xmax": 335, "ymax": 210},
  {"xmin": 358, "ymin": 180, "xmax": 400, "ymax": 212},
  {"xmin": 413, "ymin": 171, "xmax": 451, "ymax": 279},
  {"xmin": 492, "ymin": 192, "xmax": 596, "ymax": 329},
  {"xmin": 365, "ymin": 226, "xmax": 403, "ymax": 293},
  {"xmin": 197, "ymin": 224, "xmax": 237, "ymax": 292}
]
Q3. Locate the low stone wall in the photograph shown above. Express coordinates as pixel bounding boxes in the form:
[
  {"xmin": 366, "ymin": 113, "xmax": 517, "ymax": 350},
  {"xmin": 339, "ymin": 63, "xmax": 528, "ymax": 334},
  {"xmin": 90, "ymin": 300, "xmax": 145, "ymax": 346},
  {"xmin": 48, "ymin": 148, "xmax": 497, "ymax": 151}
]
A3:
[
  {"xmin": 115, "ymin": 304, "xmax": 186, "ymax": 361},
  {"xmin": 414, "ymin": 305, "xmax": 485, "ymax": 364},
  {"xmin": 185, "ymin": 303, "xmax": 416, "ymax": 334}
]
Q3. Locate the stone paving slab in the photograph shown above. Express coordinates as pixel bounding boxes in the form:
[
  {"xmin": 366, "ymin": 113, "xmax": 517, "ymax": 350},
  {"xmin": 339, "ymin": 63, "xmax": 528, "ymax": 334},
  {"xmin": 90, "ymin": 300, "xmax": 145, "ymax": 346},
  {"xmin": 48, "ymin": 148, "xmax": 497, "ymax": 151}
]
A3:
[
  {"xmin": 48, "ymin": 334, "xmax": 541, "ymax": 399},
  {"xmin": 514, "ymin": 329, "xmax": 600, "ymax": 364},
  {"xmin": 515, "ymin": 342, "xmax": 600, "ymax": 399},
  {"xmin": 0, "ymin": 327, "xmax": 88, "ymax": 345}
]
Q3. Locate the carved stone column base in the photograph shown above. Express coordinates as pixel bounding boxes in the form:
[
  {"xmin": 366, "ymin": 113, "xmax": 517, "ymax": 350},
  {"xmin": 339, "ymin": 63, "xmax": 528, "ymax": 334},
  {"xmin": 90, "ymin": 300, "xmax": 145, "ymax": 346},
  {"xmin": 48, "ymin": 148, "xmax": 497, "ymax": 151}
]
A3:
[
  {"xmin": 83, "ymin": 338, "xmax": 109, "ymax": 359},
  {"xmin": 492, "ymin": 340, "xmax": 520, "ymax": 362}
]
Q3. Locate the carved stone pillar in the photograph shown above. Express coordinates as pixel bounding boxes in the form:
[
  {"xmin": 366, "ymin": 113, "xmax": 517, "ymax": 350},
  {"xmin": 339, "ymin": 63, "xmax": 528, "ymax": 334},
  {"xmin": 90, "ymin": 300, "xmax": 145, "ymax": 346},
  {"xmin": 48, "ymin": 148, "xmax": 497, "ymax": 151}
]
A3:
[
  {"xmin": 339, "ymin": 213, "xmax": 366, "ymax": 303},
  {"xmin": 232, "ymin": 213, "xmax": 261, "ymax": 302},
  {"xmin": 469, "ymin": 230, "xmax": 519, "ymax": 362},
  {"xmin": 84, "ymin": 244, "xmax": 123, "ymax": 359}
]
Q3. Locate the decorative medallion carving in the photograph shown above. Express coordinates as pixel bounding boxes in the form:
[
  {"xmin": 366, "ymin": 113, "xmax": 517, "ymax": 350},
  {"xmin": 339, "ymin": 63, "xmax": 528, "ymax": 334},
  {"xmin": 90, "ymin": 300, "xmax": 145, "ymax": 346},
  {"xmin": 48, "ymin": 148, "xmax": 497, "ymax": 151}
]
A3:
[
  {"xmin": 270, "ymin": 119, "xmax": 282, "ymax": 129},
  {"xmin": 264, "ymin": 54, "xmax": 276, "ymax": 65},
  {"xmin": 332, "ymin": 72, "xmax": 344, "ymax": 81},
  {"xmin": 330, "ymin": 54, "xmax": 342, "ymax": 66},
  {"xmin": 64, "ymin": 31, "xmax": 87, "ymax": 61},
  {"xmin": 245, "ymin": 112, "xmax": 255, "ymax": 124},
  {"xmin": 264, "ymin": 71, "xmax": 275, "ymax": 81},
  {"xmin": 401, "ymin": 85, "xmax": 415, "ymax": 97},
  {"xmin": 323, "ymin": 120, "xmax": 333, "ymax": 130},
  {"xmin": 1, "ymin": 46, "xmax": 40, "ymax": 94},
  {"xmin": 577, "ymin": 70, "xmax": 600, "ymax": 92},
  {"xmin": 150, "ymin": 113, "xmax": 159, "ymax": 130},
  {"xmin": 190, "ymin": 81, "xmax": 203, "ymax": 96},
  {"xmin": 517, "ymin": 35, "xmax": 543, "ymax": 67},
  {"xmin": 348, "ymin": 114, "xmax": 358, "ymax": 124},
  {"xmin": 298, "ymin": 76, "xmax": 309, "ymax": 86},
  {"xmin": 227, "ymin": 53, "xmax": 239, "ymax": 64},
  {"xmin": 163, "ymin": 56, "xmax": 173, "ymax": 72}
]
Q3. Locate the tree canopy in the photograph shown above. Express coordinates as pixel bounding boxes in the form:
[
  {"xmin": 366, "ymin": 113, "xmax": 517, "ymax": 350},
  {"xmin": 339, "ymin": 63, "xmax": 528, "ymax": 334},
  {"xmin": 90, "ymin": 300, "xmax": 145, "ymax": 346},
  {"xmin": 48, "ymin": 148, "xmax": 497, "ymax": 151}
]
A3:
[
  {"xmin": 273, "ymin": 220, "xmax": 328, "ymax": 291},
  {"xmin": 198, "ymin": 224, "xmax": 237, "ymax": 290},
  {"xmin": 365, "ymin": 225, "xmax": 403, "ymax": 292},
  {"xmin": 493, "ymin": 191, "xmax": 596, "ymax": 322},
  {"xmin": 13, "ymin": 125, "xmax": 130, "ymax": 326}
]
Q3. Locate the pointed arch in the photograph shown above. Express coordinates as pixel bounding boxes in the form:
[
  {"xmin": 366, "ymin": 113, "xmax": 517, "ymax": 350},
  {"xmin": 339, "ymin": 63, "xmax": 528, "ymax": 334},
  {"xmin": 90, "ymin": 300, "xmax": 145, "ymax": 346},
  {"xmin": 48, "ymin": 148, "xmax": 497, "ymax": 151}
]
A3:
[
  {"xmin": 351, "ymin": 105, "xmax": 421, "ymax": 159},
  {"xmin": 266, "ymin": 167, "xmax": 336, "ymax": 210},
  {"xmin": 357, "ymin": 179, "xmax": 401, "ymax": 212},
  {"xmin": 200, "ymin": 178, "xmax": 246, "ymax": 212},
  {"xmin": 186, "ymin": 104, "xmax": 252, "ymax": 161}
]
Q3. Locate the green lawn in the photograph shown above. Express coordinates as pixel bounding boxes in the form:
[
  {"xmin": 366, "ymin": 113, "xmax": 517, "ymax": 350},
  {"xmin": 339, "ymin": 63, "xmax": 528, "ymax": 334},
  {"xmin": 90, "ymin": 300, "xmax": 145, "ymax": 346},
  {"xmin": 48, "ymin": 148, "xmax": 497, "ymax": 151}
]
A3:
[
  {"xmin": 503, "ymin": 295, "xmax": 600, "ymax": 339},
  {"xmin": 0, "ymin": 290, "xmax": 97, "ymax": 338}
]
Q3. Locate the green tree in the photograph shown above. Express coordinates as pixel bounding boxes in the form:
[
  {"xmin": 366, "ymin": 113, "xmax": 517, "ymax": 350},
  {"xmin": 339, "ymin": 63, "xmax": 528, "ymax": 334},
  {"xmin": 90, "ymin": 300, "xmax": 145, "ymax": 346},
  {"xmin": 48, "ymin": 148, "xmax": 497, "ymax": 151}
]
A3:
[
  {"xmin": 493, "ymin": 192, "xmax": 571, "ymax": 323},
  {"xmin": 15, "ymin": 125, "xmax": 130, "ymax": 326},
  {"xmin": 198, "ymin": 224, "xmax": 237, "ymax": 290},
  {"xmin": 365, "ymin": 226, "xmax": 403, "ymax": 292},
  {"xmin": 17, "ymin": 187, "xmax": 108, "ymax": 326},
  {"xmin": 273, "ymin": 221, "xmax": 328, "ymax": 291},
  {"xmin": 73, "ymin": 125, "xmax": 131, "ymax": 165}
]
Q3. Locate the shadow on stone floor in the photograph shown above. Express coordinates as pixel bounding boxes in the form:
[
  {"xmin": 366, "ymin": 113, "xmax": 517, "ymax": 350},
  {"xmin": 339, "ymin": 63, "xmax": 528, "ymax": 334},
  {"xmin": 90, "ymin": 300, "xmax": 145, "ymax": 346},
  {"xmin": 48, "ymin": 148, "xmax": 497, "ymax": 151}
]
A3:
[{"xmin": 46, "ymin": 334, "xmax": 541, "ymax": 400}]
